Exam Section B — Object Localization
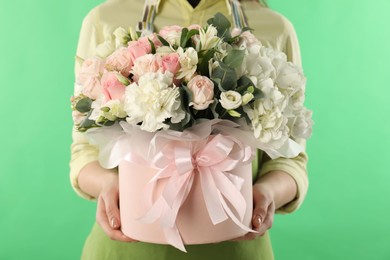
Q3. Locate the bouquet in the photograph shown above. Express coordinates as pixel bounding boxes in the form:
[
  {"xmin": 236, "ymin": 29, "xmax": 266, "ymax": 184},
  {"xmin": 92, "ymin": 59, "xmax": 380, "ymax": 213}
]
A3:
[{"xmin": 71, "ymin": 13, "xmax": 313, "ymax": 251}]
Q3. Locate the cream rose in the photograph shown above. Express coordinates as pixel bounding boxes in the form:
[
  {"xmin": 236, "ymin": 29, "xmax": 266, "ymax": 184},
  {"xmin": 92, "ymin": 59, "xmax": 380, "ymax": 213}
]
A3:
[{"xmin": 187, "ymin": 75, "xmax": 214, "ymax": 110}]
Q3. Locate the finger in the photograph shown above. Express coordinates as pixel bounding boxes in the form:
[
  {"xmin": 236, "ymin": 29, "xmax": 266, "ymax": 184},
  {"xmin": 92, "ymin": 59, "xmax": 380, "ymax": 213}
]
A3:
[
  {"xmin": 257, "ymin": 202, "xmax": 275, "ymax": 236},
  {"xmin": 231, "ymin": 232, "xmax": 257, "ymax": 241},
  {"xmin": 252, "ymin": 206, "xmax": 267, "ymax": 231},
  {"xmin": 102, "ymin": 190, "xmax": 121, "ymax": 230},
  {"xmin": 96, "ymin": 196, "xmax": 137, "ymax": 242}
]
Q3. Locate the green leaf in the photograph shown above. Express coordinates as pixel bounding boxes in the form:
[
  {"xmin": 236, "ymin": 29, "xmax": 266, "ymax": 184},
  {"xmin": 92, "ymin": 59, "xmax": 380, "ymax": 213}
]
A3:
[
  {"xmin": 157, "ymin": 35, "xmax": 170, "ymax": 46},
  {"xmin": 180, "ymin": 27, "xmax": 189, "ymax": 48},
  {"xmin": 223, "ymin": 49, "xmax": 245, "ymax": 68},
  {"xmin": 198, "ymin": 49, "xmax": 216, "ymax": 76},
  {"xmin": 209, "ymin": 98, "xmax": 220, "ymax": 119},
  {"xmin": 211, "ymin": 62, "xmax": 237, "ymax": 91},
  {"xmin": 253, "ymin": 87, "xmax": 264, "ymax": 99},
  {"xmin": 207, "ymin": 12, "xmax": 232, "ymax": 40},
  {"xmin": 148, "ymin": 38, "xmax": 156, "ymax": 54},
  {"xmin": 75, "ymin": 98, "xmax": 93, "ymax": 113},
  {"xmin": 237, "ymin": 76, "xmax": 255, "ymax": 92}
]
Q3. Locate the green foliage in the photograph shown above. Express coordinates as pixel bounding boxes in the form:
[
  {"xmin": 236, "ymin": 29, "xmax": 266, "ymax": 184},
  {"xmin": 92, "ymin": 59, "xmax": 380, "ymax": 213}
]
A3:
[
  {"xmin": 207, "ymin": 12, "xmax": 232, "ymax": 41},
  {"xmin": 211, "ymin": 62, "xmax": 237, "ymax": 91},
  {"xmin": 223, "ymin": 49, "xmax": 245, "ymax": 68},
  {"xmin": 75, "ymin": 98, "xmax": 92, "ymax": 113}
]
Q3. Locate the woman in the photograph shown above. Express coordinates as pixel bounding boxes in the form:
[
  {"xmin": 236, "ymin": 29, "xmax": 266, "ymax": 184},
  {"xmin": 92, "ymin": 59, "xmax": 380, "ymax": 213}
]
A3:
[{"xmin": 70, "ymin": 0, "xmax": 308, "ymax": 259}]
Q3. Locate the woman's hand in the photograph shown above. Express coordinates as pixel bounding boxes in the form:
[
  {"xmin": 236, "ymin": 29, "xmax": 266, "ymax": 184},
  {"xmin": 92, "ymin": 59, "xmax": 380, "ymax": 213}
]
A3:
[
  {"xmin": 232, "ymin": 183, "xmax": 275, "ymax": 241},
  {"xmin": 78, "ymin": 161, "xmax": 137, "ymax": 242},
  {"xmin": 233, "ymin": 170, "xmax": 297, "ymax": 241},
  {"xmin": 96, "ymin": 174, "xmax": 137, "ymax": 242}
]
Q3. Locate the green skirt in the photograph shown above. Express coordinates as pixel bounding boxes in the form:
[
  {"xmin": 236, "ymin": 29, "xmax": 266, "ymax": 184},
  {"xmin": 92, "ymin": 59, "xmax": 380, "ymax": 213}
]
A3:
[{"xmin": 81, "ymin": 223, "xmax": 274, "ymax": 260}]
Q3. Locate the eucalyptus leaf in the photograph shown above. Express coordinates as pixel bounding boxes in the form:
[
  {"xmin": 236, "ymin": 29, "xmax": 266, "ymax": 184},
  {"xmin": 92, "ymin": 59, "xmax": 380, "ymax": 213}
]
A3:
[
  {"xmin": 75, "ymin": 98, "xmax": 93, "ymax": 113},
  {"xmin": 207, "ymin": 13, "xmax": 232, "ymax": 40},
  {"xmin": 211, "ymin": 63, "xmax": 237, "ymax": 91},
  {"xmin": 223, "ymin": 49, "xmax": 245, "ymax": 68},
  {"xmin": 198, "ymin": 49, "xmax": 216, "ymax": 76}
]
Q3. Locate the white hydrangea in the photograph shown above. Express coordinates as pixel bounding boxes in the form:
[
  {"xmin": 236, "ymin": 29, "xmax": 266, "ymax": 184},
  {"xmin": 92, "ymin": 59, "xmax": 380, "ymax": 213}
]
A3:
[
  {"xmin": 124, "ymin": 72, "xmax": 185, "ymax": 132},
  {"xmin": 288, "ymin": 107, "xmax": 313, "ymax": 139}
]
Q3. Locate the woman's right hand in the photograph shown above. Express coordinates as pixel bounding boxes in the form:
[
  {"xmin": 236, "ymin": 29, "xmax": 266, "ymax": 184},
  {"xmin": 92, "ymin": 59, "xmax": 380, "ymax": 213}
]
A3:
[{"xmin": 96, "ymin": 174, "xmax": 138, "ymax": 242}]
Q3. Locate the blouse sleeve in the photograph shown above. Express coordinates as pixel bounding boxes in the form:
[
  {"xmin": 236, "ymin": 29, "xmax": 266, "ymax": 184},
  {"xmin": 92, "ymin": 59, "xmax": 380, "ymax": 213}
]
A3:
[
  {"xmin": 70, "ymin": 8, "xmax": 103, "ymax": 200},
  {"xmin": 259, "ymin": 19, "xmax": 309, "ymax": 214}
]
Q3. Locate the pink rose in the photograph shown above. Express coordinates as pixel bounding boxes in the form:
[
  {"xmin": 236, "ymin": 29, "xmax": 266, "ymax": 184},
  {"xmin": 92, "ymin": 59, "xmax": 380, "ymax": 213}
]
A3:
[
  {"xmin": 159, "ymin": 25, "xmax": 182, "ymax": 45},
  {"xmin": 187, "ymin": 24, "xmax": 201, "ymax": 31},
  {"xmin": 101, "ymin": 71, "xmax": 126, "ymax": 100},
  {"xmin": 187, "ymin": 75, "xmax": 214, "ymax": 110},
  {"xmin": 138, "ymin": 33, "xmax": 162, "ymax": 52},
  {"xmin": 161, "ymin": 53, "xmax": 180, "ymax": 75},
  {"xmin": 77, "ymin": 58, "xmax": 104, "ymax": 100},
  {"xmin": 105, "ymin": 47, "xmax": 133, "ymax": 77},
  {"xmin": 131, "ymin": 54, "xmax": 162, "ymax": 82},
  {"xmin": 231, "ymin": 29, "xmax": 260, "ymax": 48},
  {"xmin": 128, "ymin": 41, "xmax": 150, "ymax": 62}
]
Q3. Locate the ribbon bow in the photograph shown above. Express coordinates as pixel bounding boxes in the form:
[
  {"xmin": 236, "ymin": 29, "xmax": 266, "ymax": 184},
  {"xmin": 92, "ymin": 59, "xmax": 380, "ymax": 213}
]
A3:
[{"xmin": 137, "ymin": 134, "xmax": 254, "ymax": 252}]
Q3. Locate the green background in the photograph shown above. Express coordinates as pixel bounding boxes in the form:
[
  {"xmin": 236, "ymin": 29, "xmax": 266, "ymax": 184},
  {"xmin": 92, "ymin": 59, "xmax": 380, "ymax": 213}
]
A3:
[{"xmin": 0, "ymin": 0, "xmax": 389, "ymax": 259}]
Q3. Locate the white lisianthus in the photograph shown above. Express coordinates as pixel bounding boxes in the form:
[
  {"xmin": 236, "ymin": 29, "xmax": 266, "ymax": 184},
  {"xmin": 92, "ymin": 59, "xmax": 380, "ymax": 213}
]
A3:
[
  {"xmin": 113, "ymin": 27, "xmax": 131, "ymax": 48},
  {"xmin": 176, "ymin": 47, "xmax": 198, "ymax": 80},
  {"xmin": 124, "ymin": 72, "xmax": 185, "ymax": 132},
  {"xmin": 242, "ymin": 92, "xmax": 254, "ymax": 105},
  {"xmin": 102, "ymin": 100, "xmax": 127, "ymax": 121},
  {"xmin": 220, "ymin": 91, "xmax": 242, "ymax": 110}
]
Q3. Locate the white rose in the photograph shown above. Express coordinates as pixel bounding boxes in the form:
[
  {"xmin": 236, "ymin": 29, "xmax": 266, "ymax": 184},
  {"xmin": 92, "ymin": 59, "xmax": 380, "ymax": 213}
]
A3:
[
  {"xmin": 124, "ymin": 72, "xmax": 185, "ymax": 132},
  {"xmin": 176, "ymin": 47, "xmax": 198, "ymax": 80},
  {"xmin": 220, "ymin": 91, "xmax": 242, "ymax": 110}
]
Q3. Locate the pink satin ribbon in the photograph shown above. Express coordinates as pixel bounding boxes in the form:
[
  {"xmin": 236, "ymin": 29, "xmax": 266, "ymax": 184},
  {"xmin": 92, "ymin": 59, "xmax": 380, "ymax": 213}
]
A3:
[{"xmin": 136, "ymin": 134, "xmax": 255, "ymax": 252}]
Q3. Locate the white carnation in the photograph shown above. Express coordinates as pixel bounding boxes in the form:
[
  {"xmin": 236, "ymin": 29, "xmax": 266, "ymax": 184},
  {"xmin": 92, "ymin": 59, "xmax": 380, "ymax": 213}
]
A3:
[
  {"xmin": 244, "ymin": 101, "xmax": 289, "ymax": 148},
  {"xmin": 124, "ymin": 72, "xmax": 185, "ymax": 132}
]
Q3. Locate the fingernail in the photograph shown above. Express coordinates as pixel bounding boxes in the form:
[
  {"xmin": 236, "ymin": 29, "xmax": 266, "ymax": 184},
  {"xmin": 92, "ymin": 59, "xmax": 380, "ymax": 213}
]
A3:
[
  {"xmin": 111, "ymin": 217, "xmax": 119, "ymax": 229},
  {"xmin": 254, "ymin": 215, "xmax": 262, "ymax": 227}
]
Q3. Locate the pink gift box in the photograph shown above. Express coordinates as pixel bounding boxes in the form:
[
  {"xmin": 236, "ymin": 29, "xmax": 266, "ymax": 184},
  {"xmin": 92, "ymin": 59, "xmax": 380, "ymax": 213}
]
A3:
[{"xmin": 119, "ymin": 159, "xmax": 253, "ymax": 249}]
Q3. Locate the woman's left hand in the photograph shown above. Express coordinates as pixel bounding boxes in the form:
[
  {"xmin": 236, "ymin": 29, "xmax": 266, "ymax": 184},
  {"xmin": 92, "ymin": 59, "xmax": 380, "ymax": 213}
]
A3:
[{"xmin": 233, "ymin": 182, "xmax": 275, "ymax": 241}]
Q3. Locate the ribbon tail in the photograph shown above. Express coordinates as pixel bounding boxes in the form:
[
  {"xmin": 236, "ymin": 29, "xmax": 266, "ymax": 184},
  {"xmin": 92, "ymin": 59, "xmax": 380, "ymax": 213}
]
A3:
[
  {"xmin": 212, "ymin": 171, "xmax": 246, "ymax": 221},
  {"xmin": 199, "ymin": 167, "xmax": 228, "ymax": 224},
  {"xmin": 164, "ymin": 225, "xmax": 187, "ymax": 252},
  {"xmin": 218, "ymin": 192, "xmax": 256, "ymax": 234}
]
